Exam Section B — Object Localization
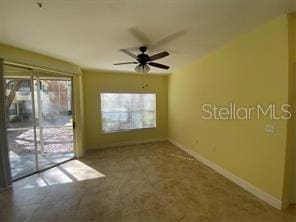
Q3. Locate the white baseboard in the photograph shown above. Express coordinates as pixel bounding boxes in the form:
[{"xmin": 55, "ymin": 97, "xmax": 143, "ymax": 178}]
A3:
[
  {"xmin": 168, "ymin": 138, "xmax": 283, "ymax": 210},
  {"xmin": 92, "ymin": 138, "xmax": 168, "ymax": 149}
]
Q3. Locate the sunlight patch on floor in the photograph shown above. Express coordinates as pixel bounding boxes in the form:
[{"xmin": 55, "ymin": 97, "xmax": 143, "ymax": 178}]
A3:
[
  {"xmin": 15, "ymin": 160, "xmax": 106, "ymax": 189},
  {"xmin": 61, "ymin": 160, "xmax": 105, "ymax": 181}
]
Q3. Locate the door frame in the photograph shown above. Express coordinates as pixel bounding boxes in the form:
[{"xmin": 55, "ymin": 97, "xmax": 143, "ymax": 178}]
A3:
[{"xmin": 0, "ymin": 58, "xmax": 12, "ymax": 190}]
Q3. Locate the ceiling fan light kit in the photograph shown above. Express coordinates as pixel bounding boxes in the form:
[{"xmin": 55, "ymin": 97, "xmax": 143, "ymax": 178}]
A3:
[
  {"xmin": 114, "ymin": 46, "xmax": 170, "ymax": 74},
  {"xmin": 135, "ymin": 64, "xmax": 150, "ymax": 73}
]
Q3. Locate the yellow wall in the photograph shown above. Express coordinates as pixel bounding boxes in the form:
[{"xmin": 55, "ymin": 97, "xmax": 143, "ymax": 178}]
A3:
[
  {"xmin": 286, "ymin": 12, "xmax": 296, "ymax": 204},
  {"xmin": 168, "ymin": 15, "xmax": 290, "ymax": 201},
  {"xmin": 0, "ymin": 43, "xmax": 80, "ymax": 75},
  {"xmin": 82, "ymin": 70, "xmax": 168, "ymax": 149},
  {"xmin": 0, "ymin": 43, "xmax": 86, "ymax": 157},
  {"xmin": 73, "ymin": 73, "xmax": 86, "ymax": 157},
  {"xmin": 292, "ymin": 13, "xmax": 296, "ymax": 204}
]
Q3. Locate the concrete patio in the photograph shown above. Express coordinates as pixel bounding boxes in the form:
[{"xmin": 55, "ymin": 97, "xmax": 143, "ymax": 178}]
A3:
[{"xmin": 7, "ymin": 127, "xmax": 74, "ymax": 180}]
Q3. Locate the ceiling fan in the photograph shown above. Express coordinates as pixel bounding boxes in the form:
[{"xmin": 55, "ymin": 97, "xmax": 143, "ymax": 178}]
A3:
[{"xmin": 114, "ymin": 46, "xmax": 170, "ymax": 73}]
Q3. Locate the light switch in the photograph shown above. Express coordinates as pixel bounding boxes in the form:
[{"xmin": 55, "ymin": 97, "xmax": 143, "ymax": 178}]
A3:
[{"xmin": 265, "ymin": 124, "xmax": 275, "ymax": 134}]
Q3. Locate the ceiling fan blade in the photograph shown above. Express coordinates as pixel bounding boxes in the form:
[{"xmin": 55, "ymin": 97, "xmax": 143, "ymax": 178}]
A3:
[
  {"xmin": 149, "ymin": 51, "xmax": 169, "ymax": 61},
  {"xmin": 120, "ymin": 49, "xmax": 138, "ymax": 59},
  {"xmin": 114, "ymin": 62, "xmax": 138, "ymax": 65},
  {"xmin": 151, "ymin": 30, "xmax": 186, "ymax": 49},
  {"xmin": 129, "ymin": 27, "xmax": 151, "ymax": 46},
  {"xmin": 148, "ymin": 62, "xmax": 170, "ymax": 70}
]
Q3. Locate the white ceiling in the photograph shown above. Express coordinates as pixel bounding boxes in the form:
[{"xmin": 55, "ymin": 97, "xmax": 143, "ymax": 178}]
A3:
[{"xmin": 0, "ymin": 0, "xmax": 295, "ymax": 74}]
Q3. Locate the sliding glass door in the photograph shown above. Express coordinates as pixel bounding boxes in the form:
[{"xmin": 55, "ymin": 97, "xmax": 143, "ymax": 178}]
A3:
[
  {"xmin": 36, "ymin": 78, "xmax": 74, "ymax": 170},
  {"xmin": 3, "ymin": 65, "xmax": 75, "ymax": 180}
]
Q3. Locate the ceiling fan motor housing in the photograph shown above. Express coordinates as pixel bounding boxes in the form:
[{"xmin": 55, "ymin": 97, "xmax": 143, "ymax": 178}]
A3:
[{"xmin": 137, "ymin": 53, "xmax": 150, "ymax": 65}]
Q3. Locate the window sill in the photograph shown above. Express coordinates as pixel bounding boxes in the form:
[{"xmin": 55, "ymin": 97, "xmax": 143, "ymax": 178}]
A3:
[{"xmin": 102, "ymin": 126, "xmax": 156, "ymax": 134}]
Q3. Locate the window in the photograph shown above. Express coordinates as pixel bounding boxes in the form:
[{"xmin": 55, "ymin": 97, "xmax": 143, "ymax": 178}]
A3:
[{"xmin": 100, "ymin": 93, "xmax": 156, "ymax": 133}]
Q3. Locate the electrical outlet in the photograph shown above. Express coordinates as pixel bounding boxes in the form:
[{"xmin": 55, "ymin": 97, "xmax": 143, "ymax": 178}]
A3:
[
  {"xmin": 265, "ymin": 124, "xmax": 275, "ymax": 134},
  {"xmin": 212, "ymin": 146, "xmax": 216, "ymax": 152}
]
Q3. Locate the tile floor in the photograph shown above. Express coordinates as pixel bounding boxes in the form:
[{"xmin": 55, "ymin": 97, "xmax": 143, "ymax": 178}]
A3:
[{"xmin": 0, "ymin": 142, "xmax": 295, "ymax": 221}]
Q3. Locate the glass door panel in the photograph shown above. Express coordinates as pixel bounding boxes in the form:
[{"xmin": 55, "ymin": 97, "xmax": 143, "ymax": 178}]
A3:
[
  {"xmin": 37, "ymin": 79, "xmax": 74, "ymax": 170},
  {"xmin": 4, "ymin": 65, "xmax": 38, "ymax": 180}
]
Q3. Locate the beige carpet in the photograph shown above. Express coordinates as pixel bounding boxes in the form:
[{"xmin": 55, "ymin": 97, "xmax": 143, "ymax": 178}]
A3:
[{"xmin": 0, "ymin": 141, "xmax": 295, "ymax": 221}]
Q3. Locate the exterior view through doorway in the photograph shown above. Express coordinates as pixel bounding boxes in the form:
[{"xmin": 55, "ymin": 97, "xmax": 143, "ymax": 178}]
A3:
[{"xmin": 4, "ymin": 64, "xmax": 75, "ymax": 180}]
